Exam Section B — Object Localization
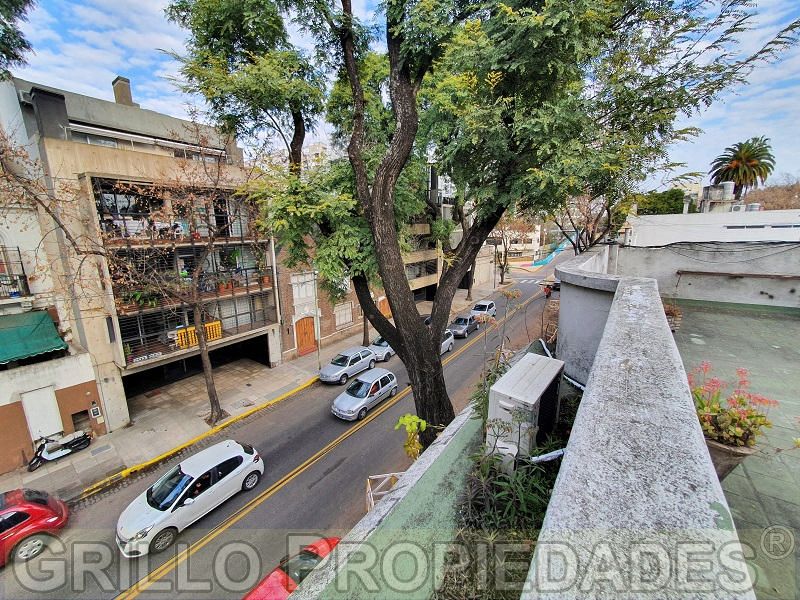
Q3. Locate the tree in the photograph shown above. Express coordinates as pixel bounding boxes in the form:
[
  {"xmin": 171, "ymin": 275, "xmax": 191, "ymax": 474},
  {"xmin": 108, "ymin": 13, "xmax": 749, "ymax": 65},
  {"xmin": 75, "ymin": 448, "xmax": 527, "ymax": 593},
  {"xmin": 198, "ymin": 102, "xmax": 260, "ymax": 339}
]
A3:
[
  {"xmin": 635, "ymin": 188, "xmax": 694, "ymax": 215},
  {"xmin": 0, "ymin": 128, "xmax": 261, "ymax": 426},
  {"xmin": 710, "ymin": 136, "xmax": 776, "ymax": 200},
  {"xmin": 195, "ymin": 0, "xmax": 799, "ymax": 446},
  {"xmin": 0, "ymin": 0, "xmax": 33, "ymax": 77},
  {"xmin": 167, "ymin": 0, "xmax": 325, "ymax": 173},
  {"xmin": 744, "ymin": 174, "xmax": 800, "ymax": 210},
  {"xmin": 491, "ymin": 215, "xmax": 535, "ymax": 284}
]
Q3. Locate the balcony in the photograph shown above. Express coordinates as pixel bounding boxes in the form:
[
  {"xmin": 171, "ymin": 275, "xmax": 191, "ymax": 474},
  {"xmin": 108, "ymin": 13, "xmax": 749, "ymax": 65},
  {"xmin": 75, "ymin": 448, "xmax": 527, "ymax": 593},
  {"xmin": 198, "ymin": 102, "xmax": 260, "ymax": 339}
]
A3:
[
  {"xmin": 403, "ymin": 248, "xmax": 438, "ymax": 264},
  {"xmin": 119, "ymin": 289, "xmax": 278, "ymax": 369},
  {"xmin": 99, "ymin": 211, "xmax": 257, "ymax": 247},
  {"xmin": 0, "ymin": 247, "xmax": 31, "ymax": 301}
]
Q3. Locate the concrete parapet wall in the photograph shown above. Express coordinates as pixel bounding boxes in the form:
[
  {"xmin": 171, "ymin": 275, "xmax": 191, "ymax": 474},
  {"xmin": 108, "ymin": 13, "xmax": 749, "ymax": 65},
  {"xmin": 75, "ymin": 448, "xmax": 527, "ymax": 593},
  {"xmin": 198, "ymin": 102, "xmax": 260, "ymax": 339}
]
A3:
[
  {"xmin": 522, "ymin": 278, "xmax": 754, "ymax": 599},
  {"xmin": 616, "ymin": 242, "xmax": 800, "ymax": 308},
  {"xmin": 555, "ymin": 246, "xmax": 619, "ymax": 383}
]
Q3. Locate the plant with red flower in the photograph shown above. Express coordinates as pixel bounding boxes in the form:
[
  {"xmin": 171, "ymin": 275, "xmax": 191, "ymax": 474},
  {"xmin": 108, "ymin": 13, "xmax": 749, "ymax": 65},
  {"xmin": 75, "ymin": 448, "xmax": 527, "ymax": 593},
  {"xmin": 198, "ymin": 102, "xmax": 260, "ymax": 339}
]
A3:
[{"xmin": 688, "ymin": 363, "xmax": 775, "ymax": 447}]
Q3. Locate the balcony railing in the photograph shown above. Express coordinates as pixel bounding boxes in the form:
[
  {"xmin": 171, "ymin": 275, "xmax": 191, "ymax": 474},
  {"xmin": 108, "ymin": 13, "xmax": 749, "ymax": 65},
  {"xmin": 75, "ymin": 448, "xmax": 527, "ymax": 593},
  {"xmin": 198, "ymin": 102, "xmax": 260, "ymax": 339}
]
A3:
[
  {"xmin": 114, "ymin": 266, "xmax": 274, "ymax": 316},
  {"xmin": 99, "ymin": 212, "xmax": 253, "ymax": 245},
  {"xmin": 119, "ymin": 290, "xmax": 278, "ymax": 367},
  {"xmin": 0, "ymin": 247, "xmax": 31, "ymax": 300},
  {"xmin": 405, "ymin": 259, "xmax": 438, "ymax": 281}
]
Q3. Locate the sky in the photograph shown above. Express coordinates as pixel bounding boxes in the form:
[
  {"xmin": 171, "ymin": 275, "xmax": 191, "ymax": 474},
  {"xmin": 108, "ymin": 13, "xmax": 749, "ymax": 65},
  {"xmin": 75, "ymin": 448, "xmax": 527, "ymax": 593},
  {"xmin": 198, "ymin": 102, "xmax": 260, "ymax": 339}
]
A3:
[{"xmin": 13, "ymin": 0, "xmax": 800, "ymax": 191}]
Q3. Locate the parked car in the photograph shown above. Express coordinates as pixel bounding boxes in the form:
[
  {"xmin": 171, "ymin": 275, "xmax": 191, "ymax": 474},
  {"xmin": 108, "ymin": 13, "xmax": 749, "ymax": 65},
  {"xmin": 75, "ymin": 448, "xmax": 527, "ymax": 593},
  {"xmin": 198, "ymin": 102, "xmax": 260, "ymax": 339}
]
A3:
[
  {"xmin": 450, "ymin": 315, "xmax": 479, "ymax": 338},
  {"xmin": 331, "ymin": 368, "xmax": 398, "ymax": 421},
  {"xmin": 244, "ymin": 537, "xmax": 341, "ymax": 600},
  {"xmin": 319, "ymin": 347, "xmax": 377, "ymax": 385},
  {"xmin": 368, "ymin": 336, "xmax": 394, "ymax": 362},
  {"xmin": 0, "ymin": 489, "xmax": 68, "ymax": 566},
  {"xmin": 116, "ymin": 440, "xmax": 263, "ymax": 558},
  {"xmin": 470, "ymin": 300, "xmax": 497, "ymax": 318},
  {"xmin": 440, "ymin": 329, "xmax": 455, "ymax": 354}
]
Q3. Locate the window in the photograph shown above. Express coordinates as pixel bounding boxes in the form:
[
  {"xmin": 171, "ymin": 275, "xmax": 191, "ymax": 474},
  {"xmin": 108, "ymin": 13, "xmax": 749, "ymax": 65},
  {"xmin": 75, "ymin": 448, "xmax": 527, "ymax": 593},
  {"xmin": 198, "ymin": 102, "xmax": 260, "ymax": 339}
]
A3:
[
  {"xmin": 334, "ymin": 302, "xmax": 353, "ymax": 328},
  {"xmin": 379, "ymin": 375, "xmax": 391, "ymax": 388},
  {"xmin": 291, "ymin": 273, "xmax": 315, "ymax": 302},
  {"xmin": 0, "ymin": 511, "xmax": 30, "ymax": 533},
  {"xmin": 215, "ymin": 456, "xmax": 243, "ymax": 480},
  {"xmin": 348, "ymin": 355, "xmax": 359, "ymax": 366}
]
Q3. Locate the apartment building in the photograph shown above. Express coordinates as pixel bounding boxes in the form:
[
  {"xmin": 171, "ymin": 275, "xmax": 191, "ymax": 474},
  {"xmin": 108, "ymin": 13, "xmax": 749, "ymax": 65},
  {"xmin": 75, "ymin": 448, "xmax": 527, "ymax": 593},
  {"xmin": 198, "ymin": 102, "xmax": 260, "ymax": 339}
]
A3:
[{"xmin": 0, "ymin": 76, "xmax": 282, "ymax": 473}]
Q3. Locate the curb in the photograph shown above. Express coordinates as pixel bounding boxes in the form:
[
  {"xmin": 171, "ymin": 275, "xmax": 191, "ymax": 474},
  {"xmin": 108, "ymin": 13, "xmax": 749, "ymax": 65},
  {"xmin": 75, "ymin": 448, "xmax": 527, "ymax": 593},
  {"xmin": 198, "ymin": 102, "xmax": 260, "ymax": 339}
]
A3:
[{"xmin": 74, "ymin": 376, "xmax": 319, "ymax": 503}]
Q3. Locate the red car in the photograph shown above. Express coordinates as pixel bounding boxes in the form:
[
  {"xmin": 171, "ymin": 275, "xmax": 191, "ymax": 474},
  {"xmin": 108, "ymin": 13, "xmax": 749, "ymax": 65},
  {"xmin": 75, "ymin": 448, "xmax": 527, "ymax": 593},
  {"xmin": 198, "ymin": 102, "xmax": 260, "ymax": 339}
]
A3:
[
  {"xmin": 244, "ymin": 537, "xmax": 340, "ymax": 600},
  {"xmin": 0, "ymin": 489, "xmax": 69, "ymax": 566}
]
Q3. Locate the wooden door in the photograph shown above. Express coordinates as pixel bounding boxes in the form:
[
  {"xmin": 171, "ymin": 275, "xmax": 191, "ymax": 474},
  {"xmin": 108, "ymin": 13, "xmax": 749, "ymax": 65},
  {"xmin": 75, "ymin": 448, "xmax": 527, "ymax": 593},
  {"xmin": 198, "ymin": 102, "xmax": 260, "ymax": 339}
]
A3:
[{"xmin": 296, "ymin": 317, "xmax": 317, "ymax": 356}]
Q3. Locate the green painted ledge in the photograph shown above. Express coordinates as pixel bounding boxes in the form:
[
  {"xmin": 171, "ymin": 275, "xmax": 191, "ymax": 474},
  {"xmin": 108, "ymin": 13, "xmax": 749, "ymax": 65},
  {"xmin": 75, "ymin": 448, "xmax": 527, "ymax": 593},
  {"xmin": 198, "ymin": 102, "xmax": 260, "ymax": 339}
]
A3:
[{"xmin": 294, "ymin": 408, "xmax": 482, "ymax": 600}]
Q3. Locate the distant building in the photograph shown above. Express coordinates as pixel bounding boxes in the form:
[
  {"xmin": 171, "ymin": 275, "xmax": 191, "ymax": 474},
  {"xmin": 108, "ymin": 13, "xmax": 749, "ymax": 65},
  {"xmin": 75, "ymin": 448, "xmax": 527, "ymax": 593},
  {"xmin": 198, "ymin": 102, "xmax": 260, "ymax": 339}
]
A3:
[{"xmin": 621, "ymin": 209, "xmax": 800, "ymax": 246}]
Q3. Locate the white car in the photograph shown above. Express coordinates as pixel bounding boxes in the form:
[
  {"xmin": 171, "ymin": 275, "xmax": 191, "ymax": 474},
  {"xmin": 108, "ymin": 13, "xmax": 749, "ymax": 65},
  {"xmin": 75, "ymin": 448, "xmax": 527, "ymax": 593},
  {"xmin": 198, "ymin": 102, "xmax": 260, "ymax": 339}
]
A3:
[
  {"xmin": 471, "ymin": 300, "xmax": 497, "ymax": 318},
  {"xmin": 440, "ymin": 329, "xmax": 455, "ymax": 354},
  {"xmin": 368, "ymin": 336, "xmax": 394, "ymax": 361},
  {"xmin": 116, "ymin": 440, "xmax": 263, "ymax": 557}
]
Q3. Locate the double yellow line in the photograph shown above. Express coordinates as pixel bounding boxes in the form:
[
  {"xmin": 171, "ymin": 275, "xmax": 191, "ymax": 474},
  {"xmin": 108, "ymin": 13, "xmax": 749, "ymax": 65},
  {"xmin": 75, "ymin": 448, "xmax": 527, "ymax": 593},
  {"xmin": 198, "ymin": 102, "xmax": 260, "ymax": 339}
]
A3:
[{"xmin": 117, "ymin": 290, "xmax": 541, "ymax": 599}]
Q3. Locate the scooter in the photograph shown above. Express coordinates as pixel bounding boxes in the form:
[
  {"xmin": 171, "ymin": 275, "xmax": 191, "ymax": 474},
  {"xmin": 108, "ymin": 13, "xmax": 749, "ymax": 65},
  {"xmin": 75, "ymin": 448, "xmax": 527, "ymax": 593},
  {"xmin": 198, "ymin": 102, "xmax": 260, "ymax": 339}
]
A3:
[{"xmin": 27, "ymin": 431, "xmax": 92, "ymax": 472}]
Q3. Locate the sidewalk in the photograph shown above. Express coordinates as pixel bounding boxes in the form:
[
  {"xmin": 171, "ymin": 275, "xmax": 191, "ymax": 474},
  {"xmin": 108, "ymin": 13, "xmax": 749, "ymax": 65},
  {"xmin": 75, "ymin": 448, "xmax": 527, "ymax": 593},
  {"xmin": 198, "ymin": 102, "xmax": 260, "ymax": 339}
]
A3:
[{"xmin": 0, "ymin": 283, "xmax": 501, "ymax": 501}]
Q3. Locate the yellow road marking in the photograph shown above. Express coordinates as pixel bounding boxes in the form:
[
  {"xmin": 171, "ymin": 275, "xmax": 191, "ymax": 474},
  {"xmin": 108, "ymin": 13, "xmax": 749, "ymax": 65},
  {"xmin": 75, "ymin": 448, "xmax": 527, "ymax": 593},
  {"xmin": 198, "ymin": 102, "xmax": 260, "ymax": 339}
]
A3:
[{"xmin": 116, "ymin": 290, "xmax": 542, "ymax": 599}]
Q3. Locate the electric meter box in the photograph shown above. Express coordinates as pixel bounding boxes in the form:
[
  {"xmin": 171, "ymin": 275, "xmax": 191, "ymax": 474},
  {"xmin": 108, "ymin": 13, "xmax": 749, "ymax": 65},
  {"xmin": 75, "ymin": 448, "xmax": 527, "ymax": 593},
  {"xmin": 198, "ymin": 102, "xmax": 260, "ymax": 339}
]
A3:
[{"xmin": 487, "ymin": 353, "xmax": 564, "ymax": 456}]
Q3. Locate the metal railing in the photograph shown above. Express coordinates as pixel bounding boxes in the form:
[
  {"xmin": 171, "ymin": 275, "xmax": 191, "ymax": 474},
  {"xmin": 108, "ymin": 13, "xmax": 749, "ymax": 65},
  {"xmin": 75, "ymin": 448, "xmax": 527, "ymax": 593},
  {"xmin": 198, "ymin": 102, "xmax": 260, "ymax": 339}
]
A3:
[
  {"xmin": 119, "ymin": 290, "xmax": 278, "ymax": 366},
  {"xmin": 0, "ymin": 247, "xmax": 31, "ymax": 299},
  {"xmin": 99, "ymin": 212, "xmax": 251, "ymax": 242},
  {"xmin": 405, "ymin": 259, "xmax": 438, "ymax": 281}
]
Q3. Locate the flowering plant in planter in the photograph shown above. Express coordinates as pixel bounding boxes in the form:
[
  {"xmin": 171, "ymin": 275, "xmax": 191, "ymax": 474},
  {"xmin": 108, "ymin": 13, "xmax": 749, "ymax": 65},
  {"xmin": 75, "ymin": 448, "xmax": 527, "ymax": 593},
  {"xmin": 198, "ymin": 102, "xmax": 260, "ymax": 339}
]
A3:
[{"xmin": 689, "ymin": 362, "xmax": 776, "ymax": 448}]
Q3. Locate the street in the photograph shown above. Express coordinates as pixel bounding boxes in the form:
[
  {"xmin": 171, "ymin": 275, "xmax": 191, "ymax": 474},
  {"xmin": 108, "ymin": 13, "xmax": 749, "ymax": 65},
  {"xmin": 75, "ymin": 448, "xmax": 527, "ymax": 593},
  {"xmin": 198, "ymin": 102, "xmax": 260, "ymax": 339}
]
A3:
[{"xmin": 0, "ymin": 264, "xmax": 560, "ymax": 600}]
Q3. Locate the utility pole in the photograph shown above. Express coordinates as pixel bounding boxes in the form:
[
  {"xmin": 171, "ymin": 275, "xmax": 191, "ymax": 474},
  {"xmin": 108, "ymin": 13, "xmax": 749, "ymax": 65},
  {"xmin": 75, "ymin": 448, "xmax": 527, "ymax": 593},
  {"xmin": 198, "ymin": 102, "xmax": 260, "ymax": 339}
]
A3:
[{"xmin": 312, "ymin": 270, "xmax": 321, "ymax": 371}]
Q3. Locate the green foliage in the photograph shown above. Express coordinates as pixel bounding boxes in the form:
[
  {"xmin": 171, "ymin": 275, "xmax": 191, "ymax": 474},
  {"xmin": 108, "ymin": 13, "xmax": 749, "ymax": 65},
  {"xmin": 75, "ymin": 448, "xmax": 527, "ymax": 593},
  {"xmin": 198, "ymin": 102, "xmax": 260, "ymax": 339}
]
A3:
[
  {"xmin": 634, "ymin": 188, "xmax": 693, "ymax": 216},
  {"xmin": 395, "ymin": 413, "xmax": 428, "ymax": 460},
  {"xmin": 689, "ymin": 362, "xmax": 776, "ymax": 448},
  {"xmin": 710, "ymin": 136, "xmax": 776, "ymax": 200},
  {"xmin": 0, "ymin": 0, "xmax": 33, "ymax": 76}
]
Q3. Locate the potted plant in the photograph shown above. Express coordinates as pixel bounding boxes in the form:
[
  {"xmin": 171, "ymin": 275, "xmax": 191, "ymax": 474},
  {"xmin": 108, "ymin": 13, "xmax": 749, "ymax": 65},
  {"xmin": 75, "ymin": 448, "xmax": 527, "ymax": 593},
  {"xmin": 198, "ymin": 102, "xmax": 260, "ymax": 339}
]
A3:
[{"xmin": 689, "ymin": 362, "xmax": 776, "ymax": 480}]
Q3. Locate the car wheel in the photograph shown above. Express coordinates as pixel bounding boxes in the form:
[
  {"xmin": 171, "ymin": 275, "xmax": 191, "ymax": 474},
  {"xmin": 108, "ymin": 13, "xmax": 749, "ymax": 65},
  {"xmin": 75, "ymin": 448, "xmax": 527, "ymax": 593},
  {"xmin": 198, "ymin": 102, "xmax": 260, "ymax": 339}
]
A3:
[
  {"xmin": 448, "ymin": 343, "xmax": 453, "ymax": 353},
  {"xmin": 357, "ymin": 408, "xmax": 367, "ymax": 420},
  {"xmin": 464, "ymin": 329, "xmax": 469, "ymax": 337},
  {"xmin": 339, "ymin": 374, "xmax": 348, "ymax": 385},
  {"xmin": 390, "ymin": 386, "xmax": 398, "ymax": 397},
  {"xmin": 242, "ymin": 471, "xmax": 261, "ymax": 491},
  {"xmin": 384, "ymin": 351, "xmax": 392, "ymax": 362},
  {"xmin": 150, "ymin": 528, "xmax": 177, "ymax": 554},
  {"xmin": 14, "ymin": 534, "xmax": 48, "ymax": 562},
  {"xmin": 369, "ymin": 359, "xmax": 376, "ymax": 369}
]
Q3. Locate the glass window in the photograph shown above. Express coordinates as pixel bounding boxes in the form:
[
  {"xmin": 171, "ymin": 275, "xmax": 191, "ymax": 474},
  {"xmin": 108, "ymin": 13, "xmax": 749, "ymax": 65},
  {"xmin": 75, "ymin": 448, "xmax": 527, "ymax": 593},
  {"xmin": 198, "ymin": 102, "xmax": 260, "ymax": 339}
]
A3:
[
  {"xmin": 346, "ymin": 379, "xmax": 370, "ymax": 398},
  {"xmin": 281, "ymin": 551, "xmax": 323, "ymax": 584},
  {"xmin": 184, "ymin": 470, "xmax": 214, "ymax": 500},
  {"xmin": 379, "ymin": 375, "xmax": 391, "ymax": 388},
  {"xmin": 0, "ymin": 511, "xmax": 30, "ymax": 533},
  {"xmin": 215, "ymin": 456, "xmax": 243, "ymax": 480},
  {"xmin": 147, "ymin": 466, "xmax": 193, "ymax": 511},
  {"xmin": 330, "ymin": 354, "xmax": 348, "ymax": 367},
  {"xmin": 348, "ymin": 356, "xmax": 360, "ymax": 366},
  {"xmin": 372, "ymin": 337, "xmax": 388, "ymax": 347},
  {"xmin": 454, "ymin": 318, "xmax": 468, "ymax": 325}
]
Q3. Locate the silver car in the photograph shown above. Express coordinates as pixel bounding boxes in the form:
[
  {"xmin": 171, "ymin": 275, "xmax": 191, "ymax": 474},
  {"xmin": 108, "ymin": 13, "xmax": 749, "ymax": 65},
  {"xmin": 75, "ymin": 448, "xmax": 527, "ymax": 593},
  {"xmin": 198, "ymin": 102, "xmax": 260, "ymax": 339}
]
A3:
[
  {"xmin": 368, "ymin": 336, "xmax": 394, "ymax": 362},
  {"xmin": 319, "ymin": 346, "xmax": 377, "ymax": 384},
  {"xmin": 471, "ymin": 300, "xmax": 497, "ymax": 318},
  {"xmin": 331, "ymin": 368, "xmax": 398, "ymax": 421},
  {"xmin": 450, "ymin": 315, "xmax": 479, "ymax": 338},
  {"xmin": 440, "ymin": 329, "xmax": 455, "ymax": 354}
]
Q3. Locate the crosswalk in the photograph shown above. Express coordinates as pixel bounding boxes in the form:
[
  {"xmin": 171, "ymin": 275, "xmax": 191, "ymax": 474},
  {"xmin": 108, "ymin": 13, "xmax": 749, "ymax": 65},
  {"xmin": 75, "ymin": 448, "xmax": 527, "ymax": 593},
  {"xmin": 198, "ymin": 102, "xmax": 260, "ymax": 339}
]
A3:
[{"xmin": 516, "ymin": 278, "xmax": 541, "ymax": 284}]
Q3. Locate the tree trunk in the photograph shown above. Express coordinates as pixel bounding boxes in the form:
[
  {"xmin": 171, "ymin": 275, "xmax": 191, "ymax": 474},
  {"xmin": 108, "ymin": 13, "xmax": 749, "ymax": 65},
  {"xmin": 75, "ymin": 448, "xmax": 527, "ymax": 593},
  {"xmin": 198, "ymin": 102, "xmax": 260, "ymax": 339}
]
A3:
[
  {"xmin": 734, "ymin": 183, "xmax": 743, "ymax": 201},
  {"xmin": 289, "ymin": 110, "xmax": 305, "ymax": 175},
  {"xmin": 401, "ymin": 338, "xmax": 455, "ymax": 447},
  {"xmin": 466, "ymin": 258, "xmax": 475, "ymax": 301},
  {"xmin": 362, "ymin": 311, "xmax": 370, "ymax": 346},
  {"xmin": 194, "ymin": 304, "xmax": 226, "ymax": 425}
]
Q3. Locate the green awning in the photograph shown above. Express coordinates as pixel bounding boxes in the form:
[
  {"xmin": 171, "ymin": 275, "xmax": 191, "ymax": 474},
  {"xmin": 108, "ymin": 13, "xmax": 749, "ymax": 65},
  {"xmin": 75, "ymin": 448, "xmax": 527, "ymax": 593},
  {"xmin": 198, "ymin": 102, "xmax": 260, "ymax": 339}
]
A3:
[{"xmin": 0, "ymin": 311, "xmax": 68, "ymax": 364}]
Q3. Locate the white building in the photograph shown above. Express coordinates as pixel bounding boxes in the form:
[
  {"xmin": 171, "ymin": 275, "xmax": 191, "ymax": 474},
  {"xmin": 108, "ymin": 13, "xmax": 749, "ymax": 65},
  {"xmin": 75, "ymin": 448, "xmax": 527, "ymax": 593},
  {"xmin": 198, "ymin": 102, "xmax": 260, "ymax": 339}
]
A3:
[{"xmin": 621, "ymin": 210, "xmax": 800, "ymax": 247}]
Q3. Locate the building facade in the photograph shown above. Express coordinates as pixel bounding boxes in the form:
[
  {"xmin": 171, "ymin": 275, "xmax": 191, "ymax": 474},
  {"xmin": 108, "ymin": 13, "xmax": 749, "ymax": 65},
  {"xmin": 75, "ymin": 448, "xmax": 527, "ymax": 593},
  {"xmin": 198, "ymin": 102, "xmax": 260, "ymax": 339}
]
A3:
[{"xmin": 0, "ymin": 76, "xmax": 282, "ymax": 473}]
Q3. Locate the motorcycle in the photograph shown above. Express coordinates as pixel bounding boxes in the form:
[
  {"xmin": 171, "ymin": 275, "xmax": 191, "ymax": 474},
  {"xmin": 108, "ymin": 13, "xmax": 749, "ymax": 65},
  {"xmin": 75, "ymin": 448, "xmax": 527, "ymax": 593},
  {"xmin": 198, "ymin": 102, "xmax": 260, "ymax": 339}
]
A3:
[{"xmin": 27, "ymin": 431, "xmax": 92, "ymax": 472}]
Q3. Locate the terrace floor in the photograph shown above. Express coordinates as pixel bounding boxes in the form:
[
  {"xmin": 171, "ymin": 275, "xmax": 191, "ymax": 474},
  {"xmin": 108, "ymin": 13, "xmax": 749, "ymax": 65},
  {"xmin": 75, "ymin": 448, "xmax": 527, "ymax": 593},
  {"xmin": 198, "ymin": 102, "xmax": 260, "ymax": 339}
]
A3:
[{"xmin": 674, "ymin": 300, "xmax": 800, "ymax": 600}]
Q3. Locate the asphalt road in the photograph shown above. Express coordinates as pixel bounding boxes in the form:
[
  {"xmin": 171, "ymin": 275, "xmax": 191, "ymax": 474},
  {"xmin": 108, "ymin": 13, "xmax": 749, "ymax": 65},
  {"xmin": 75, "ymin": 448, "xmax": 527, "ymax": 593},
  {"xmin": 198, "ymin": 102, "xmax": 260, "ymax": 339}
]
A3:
[{"xmin": 0, "ymin": 260, "xmax": 562, "ymax": 600}]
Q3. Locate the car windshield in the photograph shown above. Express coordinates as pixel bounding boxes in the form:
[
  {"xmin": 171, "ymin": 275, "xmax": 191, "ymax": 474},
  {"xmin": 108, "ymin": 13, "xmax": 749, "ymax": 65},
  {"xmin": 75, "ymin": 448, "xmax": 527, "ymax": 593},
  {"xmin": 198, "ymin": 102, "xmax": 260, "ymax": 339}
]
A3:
[
  {"xmin": 346, "ymin": 379, "xmax": 371, "ymax": 398},
  {"xmin": 474, "ymin": 304, "xmax": 488, "ymax": 311},
  {"xmin": 330, "ymin": 354, "xmax": 349, "ymax": 367},
  {"xmin": 454, "ymin": 317, "xmax": 468, "ymax": 325},
  {"xmin": 146, "ymin": 466, "xmax": 193, "ymax": 511},
  {"xmin": 282, "ymin": 551, "xmax": 323, "ymax": 584},
  {"xmin": 372, "ymin": 337, "xmax": 388, "ymax": 347}
]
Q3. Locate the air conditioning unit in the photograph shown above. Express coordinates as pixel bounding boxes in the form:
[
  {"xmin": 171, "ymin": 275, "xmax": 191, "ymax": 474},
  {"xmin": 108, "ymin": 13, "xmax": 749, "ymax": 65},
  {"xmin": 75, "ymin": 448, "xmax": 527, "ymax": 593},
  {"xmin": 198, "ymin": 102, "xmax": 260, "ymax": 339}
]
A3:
[
  {"xmin": 746, "ymin": 203, "xmax": 762, "ymax": 212},
  {"xmin": 731, "ymin": 204, "xmax": 746, "ymax": 212},
  {"xmin": 486, "ymin": 353, "xmax": 564, "ymax": 457}
]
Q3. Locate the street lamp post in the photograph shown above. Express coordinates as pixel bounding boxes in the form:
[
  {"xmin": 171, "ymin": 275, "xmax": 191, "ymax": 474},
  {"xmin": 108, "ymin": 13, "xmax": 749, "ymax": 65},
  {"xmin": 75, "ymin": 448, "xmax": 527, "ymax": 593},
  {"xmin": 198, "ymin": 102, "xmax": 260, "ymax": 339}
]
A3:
[
  {"xmin": 493, "ymin": 248, "xmax": 498, "ymax": 289},
  {"xmin": 312, "ymin": 270, "xmax": 321, "ymax": 371}
]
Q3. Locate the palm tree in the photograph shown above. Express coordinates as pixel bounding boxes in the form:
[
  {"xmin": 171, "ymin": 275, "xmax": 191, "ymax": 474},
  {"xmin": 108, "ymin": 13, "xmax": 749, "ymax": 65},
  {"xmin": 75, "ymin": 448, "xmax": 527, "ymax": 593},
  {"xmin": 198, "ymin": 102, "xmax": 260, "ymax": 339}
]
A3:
[{"xmin": 709, "ymin": 137, "xmax": 775, "ymax": 200}]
